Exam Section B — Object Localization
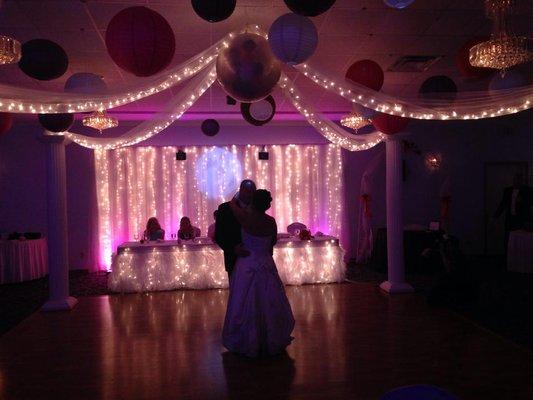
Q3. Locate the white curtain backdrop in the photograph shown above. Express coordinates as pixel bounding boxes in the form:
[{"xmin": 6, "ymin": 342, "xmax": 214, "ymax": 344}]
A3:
[{"xmin": 94, "ymin": 144, "xmax": 344, "ymax": 270}]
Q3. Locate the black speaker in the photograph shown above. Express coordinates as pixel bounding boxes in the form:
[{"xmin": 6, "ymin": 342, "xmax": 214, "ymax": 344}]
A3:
[
  {"xmin": 176, "ymin": 150, "xmax": 187, "ymax": 161},
  {"xmin": 258, "ymin": 151, "xmax": 269, "ymax": 160}
]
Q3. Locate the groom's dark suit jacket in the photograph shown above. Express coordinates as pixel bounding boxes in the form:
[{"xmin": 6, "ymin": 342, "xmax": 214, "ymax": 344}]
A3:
[{"xmin": 214, "ymin": 201, "xmax": 242, "ymax": 274}]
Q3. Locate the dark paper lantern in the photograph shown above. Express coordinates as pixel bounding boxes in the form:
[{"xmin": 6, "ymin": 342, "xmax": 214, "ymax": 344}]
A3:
[
  {"xmin": 216, "ymin": 33, "xmax": 281, "ymax": 102},
  {"xmin": 383, "ymin": 0, "xmax": 416, "ymax": 9},
  {"xmin": 18, "ymin": 39, "xmax": 68, "ymax": 81},
  {"xmin": 201, "ymin": 119, "xmax": 220, "ymax": 136},
  {"xmin": 489, "ymin": 71, "xmax": 527, "ymax": 93},
  {"xmin": 372, "ymin": 112, "xmax": 409, "ymax": 135},
  {"xmin": 191, "ymin": 0, "xmax": 236, "ymax": 22},
  {"xmin": 284, "ymin": 0, "xmax": 336, "ymax": 17},
  {"xmin": 268, "ymin": 13, "xmax": 318, "ymax": 65},
  {"xmin": 105, "ymin": 6, "xmax": 175, "ymax": 77},
  {"xmin": 456, "ymin": 37, "xmax": 495, "ymax": 80},
  {"xmin": 419, "ymin": 75, "xmax": 458, "ymax": 101},
  {"xmin": 0, "ymin": 113, "xmax": 14, "ymax": 136},
  {"xmin": 346, "ymin": 60, "xmax": 384, "ymax": 91},
  {"xmin": 38, "ymin": 113, "xmax": 74, "ymax": 133},
  {"xmin": 64, "ymin": 73, "xmax": 107, "ymax": 94},
  {"xmin": 241, "ymin": 95, "xmax": 276, "ymax": 126}
]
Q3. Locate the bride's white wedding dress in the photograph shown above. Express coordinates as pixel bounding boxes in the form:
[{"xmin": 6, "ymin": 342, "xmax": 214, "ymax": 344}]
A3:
[{"xmin": 222, "ymin": 230, "xmax": 295, "ymax": 357}]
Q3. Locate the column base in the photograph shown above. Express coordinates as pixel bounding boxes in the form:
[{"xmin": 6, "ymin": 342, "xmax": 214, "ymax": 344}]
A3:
[
  {"xmin": 379, "ymin": 281, "xmax": 414, "ymax": 294},
  {"xmin": 41, "ymin": 296, "xmax": 78, "ymax": 312}
]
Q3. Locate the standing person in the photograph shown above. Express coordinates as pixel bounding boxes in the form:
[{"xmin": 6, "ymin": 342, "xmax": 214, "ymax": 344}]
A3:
[
  {"xmin": 207, "ymin": 210, "xmax": 218, "ymax": 241},
  {"xmin": 222, "ymin": 189, "xmax": 294, "ymax": 357},
  {"xmin": 214, "ymin": 180, "xmax": 256, "ymax": 278}
]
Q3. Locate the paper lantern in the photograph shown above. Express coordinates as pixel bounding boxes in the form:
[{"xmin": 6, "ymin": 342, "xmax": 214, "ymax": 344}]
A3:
[
  {"xmin": 456, "ymin": 37, "xmax": 495, "ymax": 80},
  {"xmin": 18, "ymin": 39, "xmax": 68, "ymax": 81},
  {"xmin": 419, "ymin": 75, "xmax": 458, "ymax": 101},
  {"xmin": 489, "ymin": 71, "xmax": 527, "ymax": 93},
  {"xmin": 216, "ymin": 33, "xmax": 281, "ymax": 102},
  {"xmin": 380, "ymin": 384, "xmax": 457, "ymax": 400},
  {"xmin": 268, "ymin": 13, "xmax": 318, "ymax": 65},
  {"xmin": 105, "ymin": 6, "xmax": 175, "ymax": 77},
  {"xmin": 64, "ymin": 73, "xmax": 107, "ymax": 94},
  {"xmin": 201, "ymin": 119, "xmax": 220, "ymax": 136},
  {"xmin": 38, "ymin": 113, "xmax": 74, "ymax": 133},
  {"xmin": 191, "ymin": 0, "xmax": 236, "ymax": 22},
  {"xmin": 383, "ymin": 0, "xmax": 415, "ymax": 9},
  {"xmin": 0, "ymin": 113, "xmax": 13, "ymax": 135},
  {"xmin": 241, "ymin": 95, "xmax": 276, "ymax": 126},
  {"xmin": 346, "ymin": 60, "xmax": 384, "ymax": 91},
  {"xmin": 372, "ymin": 112, "xmax": 409, "ymax": 135},
  {"xmin": 283, "ymin": 0, "xmax": 336, "ymax": 17}
]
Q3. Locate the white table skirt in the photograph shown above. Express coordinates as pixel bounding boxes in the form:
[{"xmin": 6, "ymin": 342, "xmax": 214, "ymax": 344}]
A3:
[
  {"xmin": 0, "ymin": 238, "xmax": 48, "ymax": 284},
  {"xmin": 507, "ymin": 230, "xmax": 533, "ymax": 274},
  {"xmin": 108, "ymin": 236, "xmax": 345, "ymax": 292}
]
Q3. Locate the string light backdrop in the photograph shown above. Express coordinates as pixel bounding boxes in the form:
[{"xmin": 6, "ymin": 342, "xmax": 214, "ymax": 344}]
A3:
[{"xmin": 94, "ymin": 144, "xmax": 344, "ymax": 270}]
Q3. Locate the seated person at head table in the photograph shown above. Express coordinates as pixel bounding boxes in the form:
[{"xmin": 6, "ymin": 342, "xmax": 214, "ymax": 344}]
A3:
[
  {"xmin": 208, "ymin": 210, "xmax": 218, "ymax": 241},
  {"xmin": 144, "ymin": 217, "xmax": 165, "ymax": 241},
  {"xmin": 178, "ymin": 217, "xmax": 201, "ymax": 240}
]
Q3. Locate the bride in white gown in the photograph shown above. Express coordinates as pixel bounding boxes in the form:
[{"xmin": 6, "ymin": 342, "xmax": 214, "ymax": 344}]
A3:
[{"xmin": 222, "ymin": 189, "xmax": 295, "ymax": 357}]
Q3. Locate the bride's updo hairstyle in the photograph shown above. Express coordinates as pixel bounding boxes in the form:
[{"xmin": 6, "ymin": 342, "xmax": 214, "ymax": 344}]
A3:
[{"xmin": 252, "ymin": 189, "xmax": 272, "ymax": 212}]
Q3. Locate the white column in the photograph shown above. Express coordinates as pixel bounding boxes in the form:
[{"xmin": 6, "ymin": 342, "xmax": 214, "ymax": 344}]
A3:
[
  {"xmin": 41, "ymin": 135, "xmax": 78, "ymax": 311},
  {"xmin": 379, "ymin": 136, "xmax": 413, "ymax": 294}
]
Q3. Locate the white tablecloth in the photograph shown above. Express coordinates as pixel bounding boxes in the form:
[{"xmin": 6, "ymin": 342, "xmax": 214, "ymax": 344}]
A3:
[
  {"xmin": 0, "ymin": 238, "xmax": 48, "ymax": 284},
  {"xmin": 108, "ymin": 236, "xmax": 345, "ymax": 292},
  {"xmin": 507, "ymin": 230, "xmax": 533, "ymax": 274}
]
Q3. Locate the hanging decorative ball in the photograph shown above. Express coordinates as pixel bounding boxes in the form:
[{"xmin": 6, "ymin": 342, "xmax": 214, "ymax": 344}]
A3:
[
  {"xmin": 345, "ymin": 59, "xmax": 384, "ymax": 91},
  {"xmin": 419, "ymin": 75, "xmax": 458, "ymax": 101},
  {"xmin": 456, "ymin": 37, "xmax": 495, "ymax": 80},
  {"xmin": 380, "ymin": 384, "xmax": 457, "ymax": 400},
  {"xmin": 241, "ymin": 95, "xmax": 276, "ymax": 126},
  {"xmin": 38, "ymin": 113, "xmax": 74, "ymax": 133},
  {"xmin": 283, "ymin": 0, "xmax": 336, "ymax": 17},
  {"xmin": 268, "ymin": 13, "xmax": 318, "ymax": 65},
  {"xmin": 105, "ymin": 6, "xmax": 175, "ymax": 77},
  {"xmin": 372, "ymin": 112, "xmax": 409, "ymax": 135},
  {"xmin": 64, "ymin": 73, "xmax": 107, "ymax": 94},
  {"xmin": 0, "ymin": 113, "xmax": 14, "ymax": 136},
  {"xmin": 201, "ymin": 119, "xmax": 220, "ymax": 136},
  {"xmin": 383, "ymin": 0, "xmax": 416, "ymax": 9},
  {"xmin": 489, "ymin": 70, "xmax": 527, "ymax": 93},
  {"xmin": 18, "ymin": 39, "xmax": 68, "ymax": 81},
  {"xmin": 191, "ymin": 0, "xmax": 236, "ymax": 23},
  {"xmin": 216, "ymin": 32, "xmax": 281, "ymax": 102}
]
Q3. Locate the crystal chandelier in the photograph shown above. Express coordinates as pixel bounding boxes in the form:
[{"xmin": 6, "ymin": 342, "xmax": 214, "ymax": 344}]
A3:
[
  {"xmin": 340, "ymin": 111, "xmax": 370, "ymax": 132},
  {"xmin": 82, "ymin": 110, "xmax": 118, "ymax": 133},
  {"xmin": 469, "ymin": 0, "xmax": 531, "ymax": 74},
  {"xmin": 0, "ymin": 35, "xmax": 21, "ymax": 65}
]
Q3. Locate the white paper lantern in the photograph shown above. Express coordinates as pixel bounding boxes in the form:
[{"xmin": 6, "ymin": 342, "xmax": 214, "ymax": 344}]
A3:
[{"xmin": 268, "ymin": 13, "xmax": 318, "ymax": 65}]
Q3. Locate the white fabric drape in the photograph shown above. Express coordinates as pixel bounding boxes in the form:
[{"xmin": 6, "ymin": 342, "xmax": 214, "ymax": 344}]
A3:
[{"xmin": 94, "ymin": 144, "xmax": 344, "ymax": 270}]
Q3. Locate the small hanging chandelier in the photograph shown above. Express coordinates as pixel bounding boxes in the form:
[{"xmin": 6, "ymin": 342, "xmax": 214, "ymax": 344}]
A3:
[
  {"xmin": 0, "ymin": 35, "xmax": 21, "ymax": 65},
  {"xmin": 469, "ymin": 0, "xmax": 531, "ymax": 74},
  {"xmin": 82, "ymin": 110, "xmax": 118, "ymax": 133},
  {"xmin": 340, "ymin": 111, "xmax": 370, "ymax": 132}
]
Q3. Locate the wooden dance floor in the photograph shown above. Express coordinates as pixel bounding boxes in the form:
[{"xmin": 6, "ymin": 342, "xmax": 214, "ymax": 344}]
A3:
[{"xmin": 1, "ymin": 282, "xmax": 532, "ymax": 399}]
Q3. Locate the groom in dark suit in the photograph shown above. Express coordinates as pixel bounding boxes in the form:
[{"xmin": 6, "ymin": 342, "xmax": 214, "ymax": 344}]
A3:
[{"xmin": 214, "ymin": 179, "xmax": 256, "ymax": 277}]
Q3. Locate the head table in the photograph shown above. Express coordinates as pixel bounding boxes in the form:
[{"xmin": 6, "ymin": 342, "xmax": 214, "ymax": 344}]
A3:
[
  {"xmin": 0, "ymin": 238, "xmax": 48, "ymax": 284},
  {"xmin": 108, "ymin": 236, "xmax": 345, "ymax": 292}
]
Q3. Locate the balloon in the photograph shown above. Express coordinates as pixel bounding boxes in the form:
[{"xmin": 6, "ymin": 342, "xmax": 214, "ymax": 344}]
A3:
[
  {"xmin": 105, "ymin": 6, "xmax": 175, "ymax": 77},
  {"xmin": 201, "ymin": 119, "xmax": 220, "ymax": 136},
  {"xmin": 18, "ymin": 39, "xmax": 68, "ymax": 81},
  {"xmin": 346, "ymin": 60, "xmax": 384, "ymax": 91},
  {"xmin": 283, "ymin": 0, "xmax": 336, "ymax": 17},
  {"xmin": 456, "ymin": 37, "xmax": 495, "ymax": 80},
  {"xmin": 216, "ymin": 33, "xmax": 281, "ymax": 102},
  {"xmin": 372, "ymin": 112, "xmax": 409, "ymax": 135},
  {"xmin": 383, "ymin": 0, "xmax": 416, "ymax": 9},
  {"xmin": 419, "ymin": 75, "xmax": 458, "ymax": 102},
  {"xmin": 64, "ymin": 73, "xmax": 107, "ymax": 94},
  {"xmin": 191, "ymin": 0, "xmax": 236, "ymax": 22},
  {"xmin": 489, "ymin": 71, "xmax": 527, "ymax": 93},
  {"xmin": 268, "ymin": 13, "xmax": 318, "ymax": 65},
  {"xmin": 0, "ymin": 113, "xmax": 14, "ymax": 135},
  {"xmin": 380, "ymin": 384, "xmax": 457, "ymax": 400},
  {"xmin": 38, "ymin": 113, "xmax": 74, "ymax": 133},
  {"xmin": 241, "ymin": 95, "xmax": 276, "ymax": 126}
]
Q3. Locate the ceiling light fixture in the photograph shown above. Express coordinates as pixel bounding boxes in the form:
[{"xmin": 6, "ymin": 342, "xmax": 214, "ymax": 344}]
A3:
[
  {"xmin": 82, "ymin": 110, "xmax": 118, "ymax": 133},
  {"xmin": 0, "ymin": 35, "xmax": 21, "ymax": 65}
]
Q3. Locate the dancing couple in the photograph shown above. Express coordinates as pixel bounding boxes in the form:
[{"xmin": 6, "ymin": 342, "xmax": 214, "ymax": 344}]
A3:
[{"xmin": 215, "ymin": 180, "xmax": 295, "ymax": 357}]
